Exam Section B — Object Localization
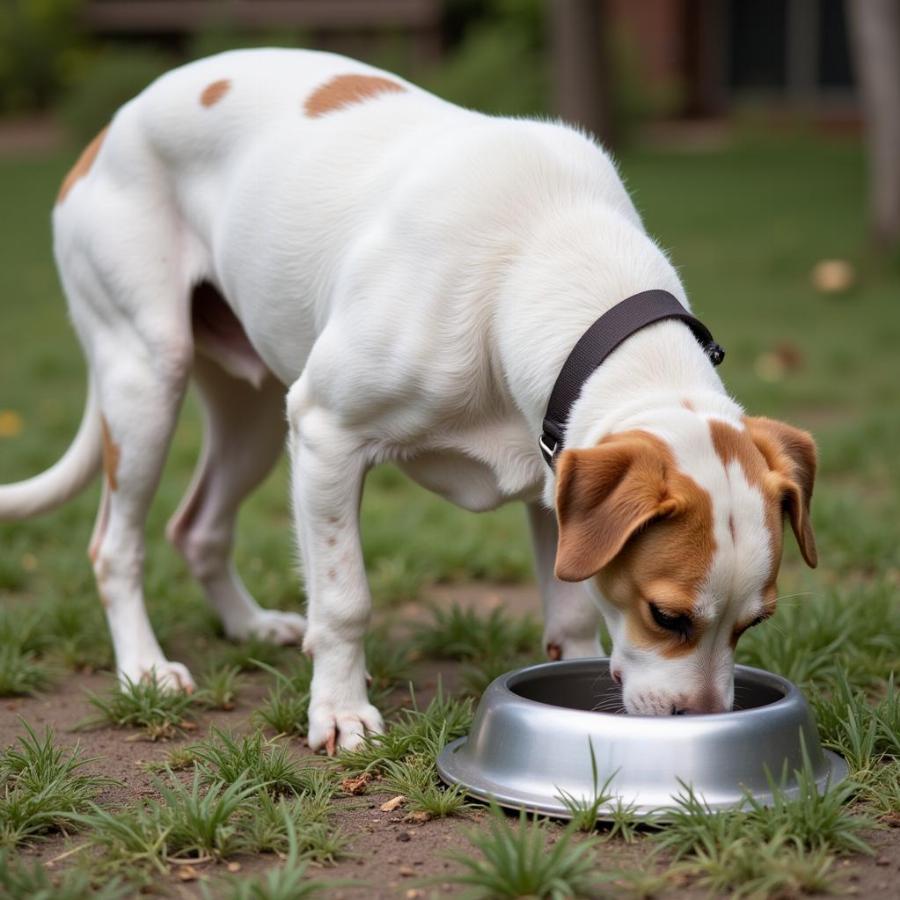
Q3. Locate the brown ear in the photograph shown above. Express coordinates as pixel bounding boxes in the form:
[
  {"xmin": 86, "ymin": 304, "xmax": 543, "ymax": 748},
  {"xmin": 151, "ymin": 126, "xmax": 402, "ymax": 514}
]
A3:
[
  {"xmin": 746, "ymin": 417, "xmax": 818, "ymax": 568},
  {"xmin": 554, "ymin": 432, "xmax": 679, "ymax": 582}
]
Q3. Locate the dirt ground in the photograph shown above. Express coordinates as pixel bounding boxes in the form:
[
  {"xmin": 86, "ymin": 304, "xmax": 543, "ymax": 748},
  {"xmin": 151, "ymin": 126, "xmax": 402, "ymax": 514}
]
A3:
[{"xmin": 2, "ymin": 583, "xmax": 899, "ymax": 899}]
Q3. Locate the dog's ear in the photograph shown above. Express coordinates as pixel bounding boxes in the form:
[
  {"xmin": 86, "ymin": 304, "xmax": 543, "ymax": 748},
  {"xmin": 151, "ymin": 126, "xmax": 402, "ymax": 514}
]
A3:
[
  {"xmin": 554, "ymin": 432, "xmax": 680, "ymax": 582},
  {"xmin": 746, "ymin": 417, "xmax": 818, "ymax": 568}
]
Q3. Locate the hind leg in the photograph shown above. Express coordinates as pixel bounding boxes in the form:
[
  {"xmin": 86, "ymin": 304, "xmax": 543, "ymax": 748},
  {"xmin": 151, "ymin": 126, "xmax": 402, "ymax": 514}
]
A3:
[
  {"xmin": 87, "ymin": 326, "xmax": 194, "ymax": 690},
  {"xmin": 167, "ymin": 356, "xmax": 305, "ymax": 643}
]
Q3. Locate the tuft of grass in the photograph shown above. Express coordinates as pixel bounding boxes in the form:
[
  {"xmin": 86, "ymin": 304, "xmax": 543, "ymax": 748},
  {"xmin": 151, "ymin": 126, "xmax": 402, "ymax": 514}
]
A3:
[
  {"xmin": 241, "ymin": 790, "xmax": 349, "ymax": 863},
  {"xmin": 155, "ymin": 770, "xmax": 259, "ymax": 861},
  {"xmin": 142, "ymin": 745, "xmax": 201, "ymax": 774},
  {"xmin": 70, "ymin": 803, "xmax": 170, "ymax": 876},
  {"xmin": 214, "ymin": 637, "xmax": 287, "ymax": 673},
  {"xmin": 672, "ymin": 833, "xmax": 834, "ymax": 899},
  {"xmin": 253, "ymin": 659, "xmax": 312, "ymax": 736},
  {"xmin": 412, "ymin": 604, "xmax": 542, "ymax": 662},
  {"xmin": 555, "ymin": 743, "xmax": 616, "ymax": 832},
  {"xmin": 195, "ymin": 664, "xmax": 243, "ymax": 711},
  {"xmin": 382, "ymin": 755, "xmax": 471, "ymax": 818},
  {"xmin": 193, "ymin": 728, "xmax": 327, "ymax": 797},
  {"xmin": 0, "ymin": 645, "xmax": 52, "ymax": 696},
  {"xmin": 0, "ymin": 723, "xmax": 115, "ymax": 848},
  {"xmin": 83, "ymin": 674, "xmax": 194, "ymax": 740},
  {"xmin": 0, "ymin": 850, "xmax": 130, "ymax": 900},
  {"xmin": 205, "ymin": 808, "xmax": 347, "ymax": 899},
  {"xmin": 441, "ymin": 804, "xmax": 605, "ymax": 899},
  {"xmin": 337, "ymin": 686, "xmax": 473, "ymax": 776},
  {"xmin": 364, "ymin": 627, "xmax": 413, "ymax": 705}
]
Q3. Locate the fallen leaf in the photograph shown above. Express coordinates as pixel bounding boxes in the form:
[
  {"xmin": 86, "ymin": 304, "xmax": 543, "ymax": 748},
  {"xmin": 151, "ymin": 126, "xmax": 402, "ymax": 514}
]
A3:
[
  {"xmin": 176, "ymin": 865, "xmax": 200, "ymax": 882},
  {"xmin": 226, "ymin": 861, "xmax": 241, "ymax": 873},
  {"xmin": 811, "ymin": 259, "xmax": 855, "ymax": 294},
  {"xmin": 399, "ymin": 866, "xmax": 415, "ymax": 877},
  {"xmin": 404, "ymin": 811, "xmax": 432, "ymax": 824},
  {"xmin": 380, "ymin": 795, "xmax": 406, "ymax": 812},
  {"xmin": 0, "ymin": 410, "xmax": 23, "ymax": 438},
  {"xmin": 341, "ymin": 772, "xmax": 372, "ymax": 795}
]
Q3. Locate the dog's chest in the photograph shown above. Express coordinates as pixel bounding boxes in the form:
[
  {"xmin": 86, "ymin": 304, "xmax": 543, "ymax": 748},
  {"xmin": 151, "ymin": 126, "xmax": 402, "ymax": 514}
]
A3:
[{"xmin": 396, "ymin": 421, "xmax": 543, "ymax": 512}]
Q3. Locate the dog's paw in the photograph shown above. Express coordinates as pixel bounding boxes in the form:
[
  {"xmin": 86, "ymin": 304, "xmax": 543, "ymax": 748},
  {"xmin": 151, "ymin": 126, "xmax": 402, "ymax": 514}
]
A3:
[
  {"xmin": 226, "ymin": 610, "xmax": 307, "ymax": 646},
  {"xmin": 546, "ymin": 637, "xmax": 604, "ymax": 661},
  {"xmin": 307, "ymin": 700, "xmax": 384, "ymax": 755},
  {"xmin": 121, "ymin": 660, "xmax": 196, "ymax": 693}
]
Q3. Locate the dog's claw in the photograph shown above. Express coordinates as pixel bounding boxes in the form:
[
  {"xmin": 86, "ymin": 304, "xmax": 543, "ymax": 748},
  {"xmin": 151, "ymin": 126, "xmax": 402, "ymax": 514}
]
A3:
[{"xmin": 325, "ymin": 732, "xmax": 337, "ymax": 757}]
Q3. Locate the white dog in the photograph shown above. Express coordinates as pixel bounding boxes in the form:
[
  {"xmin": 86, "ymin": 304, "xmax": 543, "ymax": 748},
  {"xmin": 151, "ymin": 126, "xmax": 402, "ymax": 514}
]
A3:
[{"xmin": 0, "ymin": 49, "xmax": 817, "ymax": 752}]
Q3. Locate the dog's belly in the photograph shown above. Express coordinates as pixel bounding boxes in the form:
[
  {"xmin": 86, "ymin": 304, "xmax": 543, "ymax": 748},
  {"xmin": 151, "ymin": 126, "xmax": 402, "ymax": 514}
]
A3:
[{"xmin": 398, "ymin": 452, "xmax": 509, "ymax": 513}]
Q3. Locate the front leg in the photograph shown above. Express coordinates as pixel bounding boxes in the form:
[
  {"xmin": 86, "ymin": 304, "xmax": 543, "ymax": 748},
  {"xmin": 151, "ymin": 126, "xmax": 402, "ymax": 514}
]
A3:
[
  {"xmin": 526, "ymin": 502, "xmax": 604, "ymax": 660},
  {"xmin": 288, "ymin": 398, "xmax": 382, "ymax": 753}
]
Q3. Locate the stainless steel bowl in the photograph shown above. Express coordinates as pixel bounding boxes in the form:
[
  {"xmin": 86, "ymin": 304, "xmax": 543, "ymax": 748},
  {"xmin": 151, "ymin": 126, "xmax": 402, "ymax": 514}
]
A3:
[{"xmin": 437, "ymin": 659, "xmax": 848, "ymax": 818}]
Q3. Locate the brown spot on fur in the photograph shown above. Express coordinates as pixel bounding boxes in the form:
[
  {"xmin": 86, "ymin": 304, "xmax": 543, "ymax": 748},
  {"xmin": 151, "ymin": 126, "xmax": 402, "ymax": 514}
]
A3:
[
  {"xmin": 546, "ymin": 642, "xmax": 562, "ymax": 661},
  {"xmin": 728, "ymin": 514, "xmax": 736, "ymax": 542},
  {"xmin": 200, "ymin": 79, "xmax": 231, "ymax": 108},
  {"xmin": 326, "ymin": 536, "xmax": 336, "ymax": 547},
  {"xmin": 100, "ymin": 415, "xmax": 120, "ymax": 491},
  {"xmin": 57, "ymin": 126, "xmax": 108, "ymax": 204},
  {"xmin": 304, "ymin": 73, "xmax": 405, "ymax": 118},
  {"xmin": 681, "ymin": 399, "xmax": 695, "ymax": 411},
  {"xmin": 709, "ymin": 419, "xmax": 784, "ymax": 580},
  {"xmin": 745, "ymin": 417, "xmax": 818, "ymax": 568},
  {"xmin": 556, "ymin": 430, "xmax": 715, "ymax": 661}
]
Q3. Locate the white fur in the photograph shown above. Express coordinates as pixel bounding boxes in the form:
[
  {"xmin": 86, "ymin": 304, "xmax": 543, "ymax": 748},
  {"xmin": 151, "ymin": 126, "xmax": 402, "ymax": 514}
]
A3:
[{"xmin": 0, "ymin": 49, "xmax": 775, "ymax": 744}]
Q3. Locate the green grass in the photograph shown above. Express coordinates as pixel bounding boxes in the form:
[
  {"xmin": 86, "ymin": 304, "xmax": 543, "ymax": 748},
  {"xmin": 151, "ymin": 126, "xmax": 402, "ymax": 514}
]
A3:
[
  {"xmin": 0, "ymin": 723, "xmax": 115, "ymax": 848},
  {"xmin": 83, "ymin": 673, "xmax": 195, "ymax": 740},
  {"xmin": 0, "ymin": 850, "xmax": 129, "ymax": 900},
  {"xmin": 1, "ymin": 134, "xmax": 899, "ymax": 893},
  {"xmin": 441, "ymin": 804, "xmax": 607, "ymax": 900}
]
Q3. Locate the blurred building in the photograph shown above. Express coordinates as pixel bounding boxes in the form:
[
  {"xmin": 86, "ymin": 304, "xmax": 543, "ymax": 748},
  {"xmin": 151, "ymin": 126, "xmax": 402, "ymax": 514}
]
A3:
[
  {"xmin": 82, "ymin": 0, "xmax": 444, "ymax": 65},
  {"xmin": 611, "ymin": 0, "xmax": 856, "ymax": 120}
]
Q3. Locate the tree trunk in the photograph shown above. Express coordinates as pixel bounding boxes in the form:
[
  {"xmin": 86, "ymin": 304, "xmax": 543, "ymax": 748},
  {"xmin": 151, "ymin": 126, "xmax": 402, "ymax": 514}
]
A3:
[
  {"xmin": 846, "ymin": 0, "xmax": 900, "ymax": 248},
  {"xmin": 548, "ymin": 0, "xmax": 615, "ymax": 148}
]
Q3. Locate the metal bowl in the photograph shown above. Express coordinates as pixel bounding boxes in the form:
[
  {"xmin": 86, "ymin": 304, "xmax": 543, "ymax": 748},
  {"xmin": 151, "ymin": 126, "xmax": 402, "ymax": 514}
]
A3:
[{"xmin": 437, "ymin": 659, "xmax": 847, "ymax": 818}]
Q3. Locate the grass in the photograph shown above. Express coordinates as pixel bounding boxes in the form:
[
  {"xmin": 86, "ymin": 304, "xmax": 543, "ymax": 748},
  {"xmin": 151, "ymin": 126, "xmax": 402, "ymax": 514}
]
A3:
[
  {"xmin": 1, "ymin": 133, "xmax": 899, "ymax": 893},
  {"xmin": 336, "ymin": 686, "xmax": 474, "ymax": 776},
  {"xmin": 381, "ymin": 754, "xmax": 471, "ymax": 818},
  {"xmin": 0, "ymin": 723, "xmax": 115, "ymax": 848},
  {"xmin": 442, "ymin": 804, "xmax": 607, "ymax": 900},
  {"xmin": 0, "ymin": 850, "xmax": 129, "ymax": 900},
  {"xmin": 195, "ymin": 664, "xmax": 244, "ymax": 711},
  {"xmin": 83, "ymin": 673, "xmax": 195, "ymax": 740},
  {"xmin": 193, "ymin": 727, "xmax": 323, "ymax": 796}
]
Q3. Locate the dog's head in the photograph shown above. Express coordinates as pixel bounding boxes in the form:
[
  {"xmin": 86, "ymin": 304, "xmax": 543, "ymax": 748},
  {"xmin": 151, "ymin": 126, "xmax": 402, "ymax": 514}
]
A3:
[{"xmin": 554, "ymin": 416, "xmax": 816, "ymax": 715}]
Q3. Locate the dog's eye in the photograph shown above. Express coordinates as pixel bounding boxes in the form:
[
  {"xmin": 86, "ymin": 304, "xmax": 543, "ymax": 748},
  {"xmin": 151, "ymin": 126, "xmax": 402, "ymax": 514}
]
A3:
[
  {"xmin": 648, "ymin": 602, "xmax": 692, "ymax": 637},
  {"xmin": 747, "ymin": 615, "xmax": 767, "ymax": 629}
]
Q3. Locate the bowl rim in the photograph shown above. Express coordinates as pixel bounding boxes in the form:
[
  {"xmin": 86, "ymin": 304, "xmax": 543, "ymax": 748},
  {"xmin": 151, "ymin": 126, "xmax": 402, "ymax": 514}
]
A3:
[{"xmin": 498, "ymin": 658, "xmax": 802, "ymax": 724}]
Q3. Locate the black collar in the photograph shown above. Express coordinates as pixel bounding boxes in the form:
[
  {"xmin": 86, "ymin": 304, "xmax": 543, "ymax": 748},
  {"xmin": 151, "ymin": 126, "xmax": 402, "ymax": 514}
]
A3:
[{"xmin": 539, "ymin": 289, "xmax": 725, "ymax": 468}]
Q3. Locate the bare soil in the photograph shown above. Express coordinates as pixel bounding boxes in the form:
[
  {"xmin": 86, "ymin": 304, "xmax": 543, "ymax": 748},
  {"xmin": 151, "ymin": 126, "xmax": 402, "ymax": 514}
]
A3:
[{"xmin": 2, "ymin": 583, "xmax": 898, "ymax": 899}]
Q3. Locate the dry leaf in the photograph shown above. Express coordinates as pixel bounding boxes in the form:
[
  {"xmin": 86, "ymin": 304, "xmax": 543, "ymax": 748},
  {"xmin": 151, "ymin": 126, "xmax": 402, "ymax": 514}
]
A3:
[
  {"xmin": 226, "ymin": 861, "xmax": 241, "ymax": 873},
  {"xmin": 341, "ymin": 772, "xmax": 372, "ymax": 795},
  {"xmin": 176, "ymin": 865, "xmax": 200, "ymax": 882},
  {"xmin": 0, "ymin": 410, "xmax": 23, "ymax": 438},
  {"xmin": 380, "ymin": 795, "xmax": 406, "ymax": 812}
]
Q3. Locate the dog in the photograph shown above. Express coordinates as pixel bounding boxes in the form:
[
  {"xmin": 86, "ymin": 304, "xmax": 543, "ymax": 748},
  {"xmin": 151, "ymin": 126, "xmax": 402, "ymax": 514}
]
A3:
[{"xmin": 0, "ymin": 49, "xmax": 817, "ymax": 752}]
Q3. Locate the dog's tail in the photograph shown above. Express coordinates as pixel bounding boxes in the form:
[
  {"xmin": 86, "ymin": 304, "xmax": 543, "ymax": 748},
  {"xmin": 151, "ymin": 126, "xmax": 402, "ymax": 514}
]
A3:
[{"xmin": 0, "ymin": 379, "xmax": 102, "ymax": 519}]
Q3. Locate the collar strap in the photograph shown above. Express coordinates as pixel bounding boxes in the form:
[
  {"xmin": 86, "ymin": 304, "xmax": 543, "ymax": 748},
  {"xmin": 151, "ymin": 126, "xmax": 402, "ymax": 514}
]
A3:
[{"xmin": 539, "ymin": 289, "xmax": 725, "ymax": 468}]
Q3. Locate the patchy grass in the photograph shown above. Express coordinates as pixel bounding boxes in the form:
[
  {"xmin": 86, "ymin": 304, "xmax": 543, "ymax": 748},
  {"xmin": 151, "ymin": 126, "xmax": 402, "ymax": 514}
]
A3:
[
  {"xmin": 442, "ymin": 804, "xmax": 606, "ymax": 899},
  {"xmin": 83, "ymin": 674, "xmax": 194, "ymax": 740},
  {"xmin": 195, "ymin": 664, "xmax": 244, "ymax": 711},
  {"xmin": 0, "ymin": 850, "xmax": 129, "ymax": 900},
  {"xmin": 0, "ymin": 135, "xmax": 898, "ymax": 893},
  {"xmin": 381, "ymin": 754, "xmax": 471, "ymax": 818},
  {"xmin": 0, "ymin": 723, "xmax": 115, "ymax": 848},
  {"xmin": 337, "ymin": 687, "xmax": 474, "ymax": 776}
]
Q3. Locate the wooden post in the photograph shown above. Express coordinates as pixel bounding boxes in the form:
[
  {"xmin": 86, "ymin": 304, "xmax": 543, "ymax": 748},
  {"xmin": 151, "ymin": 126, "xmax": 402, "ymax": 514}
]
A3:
[
  {"xmin": 846, "ymin": 0, "xmax": 900, "ymax": 248},
  {"xmin": 549, "ymin": 0, "xmax": 615, "ymax": 147}
]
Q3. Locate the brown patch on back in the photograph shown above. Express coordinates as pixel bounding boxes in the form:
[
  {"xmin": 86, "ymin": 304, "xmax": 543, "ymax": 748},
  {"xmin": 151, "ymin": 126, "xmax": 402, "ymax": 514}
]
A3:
[
  {"xmin": 556, "ymin": 430, "xmax": 716, "ymax": 660},
  {"xmin": 57, "ymin": 126, "xmax": 108, "ymax": 204},
  {"xmin": 304, "ymin": 73, "xmax": 406, "ymax": 118},
  {"xmin": 200, "ymin": 79, "xmax": 231, "ymax": 107},
  {"xmin": 100, "ymin": 415, "xmax": 120, "ymax": 491}
]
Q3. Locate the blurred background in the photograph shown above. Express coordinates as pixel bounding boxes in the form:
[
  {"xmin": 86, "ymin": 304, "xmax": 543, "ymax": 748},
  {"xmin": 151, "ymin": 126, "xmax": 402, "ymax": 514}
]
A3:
[{"xmin": 0, "ymin": 2, "xmax": 898, "ymax": 637}]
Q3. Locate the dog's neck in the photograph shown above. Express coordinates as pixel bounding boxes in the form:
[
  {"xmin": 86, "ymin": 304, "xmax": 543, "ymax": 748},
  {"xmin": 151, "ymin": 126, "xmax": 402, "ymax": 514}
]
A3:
[{"xmin": 493, "ymin": 201, "xmax": 742, "ymax": 499}]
